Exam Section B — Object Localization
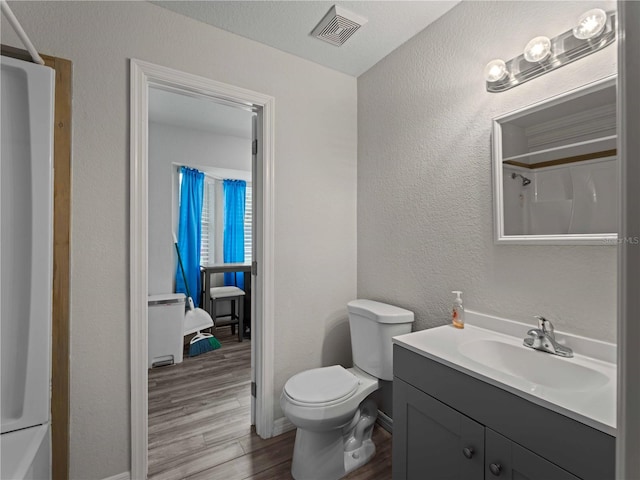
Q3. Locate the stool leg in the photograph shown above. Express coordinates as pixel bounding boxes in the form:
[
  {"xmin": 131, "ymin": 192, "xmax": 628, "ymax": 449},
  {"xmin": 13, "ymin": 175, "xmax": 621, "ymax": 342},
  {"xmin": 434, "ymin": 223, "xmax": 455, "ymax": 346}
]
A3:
[
  {"xmin": 211, "ymin": 298, "xmax": 217, "ymax": 337},
  {"xmin": 238, "ymin": 296, "xmax": 244, "ymax": 342},
  {"xmin": 230, "ymin": 299, "xmax": 236, "ymax": 335}
]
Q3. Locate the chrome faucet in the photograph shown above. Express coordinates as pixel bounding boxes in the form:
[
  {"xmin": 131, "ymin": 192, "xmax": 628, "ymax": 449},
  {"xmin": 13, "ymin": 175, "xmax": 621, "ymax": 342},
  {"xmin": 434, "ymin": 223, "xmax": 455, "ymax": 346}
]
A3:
[{"xmin": 523, "ymin": 316, "xmax": 573, "ymax": 358}]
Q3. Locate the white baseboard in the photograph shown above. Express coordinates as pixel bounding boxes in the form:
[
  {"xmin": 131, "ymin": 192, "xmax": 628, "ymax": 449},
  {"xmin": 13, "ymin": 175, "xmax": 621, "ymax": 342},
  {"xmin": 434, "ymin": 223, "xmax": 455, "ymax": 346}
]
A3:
[
  {"xmin": 377, "ymin": 409, "xmax": 393, "ymax": 433},
  {"xmin": 102, "ymin": 472, "xmax": 130, "ymax": 480},
  {"xmin": 272, "ymin": 416, "xmax": 295, "ymax": 436}
]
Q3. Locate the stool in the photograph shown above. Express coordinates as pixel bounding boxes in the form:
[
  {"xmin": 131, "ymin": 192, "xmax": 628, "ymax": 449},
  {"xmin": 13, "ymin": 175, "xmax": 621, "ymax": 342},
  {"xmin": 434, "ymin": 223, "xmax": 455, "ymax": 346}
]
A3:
[{"xmin": 209, "ymin": 286, "xmax": 245, "ymax": 342}]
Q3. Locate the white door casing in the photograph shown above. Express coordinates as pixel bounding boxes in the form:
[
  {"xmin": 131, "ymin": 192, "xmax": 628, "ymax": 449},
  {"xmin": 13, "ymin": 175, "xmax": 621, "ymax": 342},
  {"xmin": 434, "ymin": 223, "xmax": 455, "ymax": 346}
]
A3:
[{"xmin": 129, "ymin": 58, "xmax": 275, "ymax": 479}]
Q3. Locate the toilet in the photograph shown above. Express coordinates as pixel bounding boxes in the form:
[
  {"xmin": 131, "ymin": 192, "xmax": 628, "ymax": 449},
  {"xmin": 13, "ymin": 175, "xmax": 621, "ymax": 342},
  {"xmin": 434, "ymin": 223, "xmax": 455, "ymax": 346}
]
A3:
[{"xmin": 280, "ymin": 299, "xmax": 414, "ymax": 480}]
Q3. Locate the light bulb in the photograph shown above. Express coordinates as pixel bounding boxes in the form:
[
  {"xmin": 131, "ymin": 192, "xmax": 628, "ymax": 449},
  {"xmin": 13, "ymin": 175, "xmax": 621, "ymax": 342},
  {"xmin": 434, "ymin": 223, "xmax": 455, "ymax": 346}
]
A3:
[
  {"xmin": 484, "ymin": 59, "xmax": 508, "ymax": 82},
  {"xmin": 524, "ymin": 36, "xmax": 551, "ymax": 62},
  {"xmin": 573, "ymin": 8, "xmax": 607, "ymax": 40}
]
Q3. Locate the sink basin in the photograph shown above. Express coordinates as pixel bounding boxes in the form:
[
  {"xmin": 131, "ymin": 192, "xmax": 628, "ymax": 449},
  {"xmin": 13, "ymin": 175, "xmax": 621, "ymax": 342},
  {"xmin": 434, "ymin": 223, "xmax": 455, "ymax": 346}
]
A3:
[
  {"xmin": 392, "ymin": 310, "xmax": 617, "ymax": 435},
  {"xmin": 458, "ymin": 339, "xmax": 609, "ymax": 391}
]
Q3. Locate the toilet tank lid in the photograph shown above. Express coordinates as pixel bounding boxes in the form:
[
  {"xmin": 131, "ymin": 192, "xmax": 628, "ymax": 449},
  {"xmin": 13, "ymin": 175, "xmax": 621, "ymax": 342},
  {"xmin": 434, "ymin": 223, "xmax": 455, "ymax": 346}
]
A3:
[{"xmin": 347, "ymin": 299, "xmax": 414, "ymax": 324}]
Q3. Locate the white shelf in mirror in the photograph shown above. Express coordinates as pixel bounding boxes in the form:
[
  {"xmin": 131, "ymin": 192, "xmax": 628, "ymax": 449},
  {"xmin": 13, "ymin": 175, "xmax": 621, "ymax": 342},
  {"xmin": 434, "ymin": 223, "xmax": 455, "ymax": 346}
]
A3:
[{"xmin": 503, "ymin": 135, "xmax": 617, "ymax": 167}]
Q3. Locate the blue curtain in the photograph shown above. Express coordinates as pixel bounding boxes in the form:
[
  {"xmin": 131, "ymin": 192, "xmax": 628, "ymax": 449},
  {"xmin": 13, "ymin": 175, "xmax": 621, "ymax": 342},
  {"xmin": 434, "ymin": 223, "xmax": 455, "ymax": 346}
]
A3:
[
  {"xmin": 176, "ymin": 167, "xmax": 204, "ymax": 307},
  {"xmin": 223, "ymin": 179, "xmax": 246, "ymax": 290}
]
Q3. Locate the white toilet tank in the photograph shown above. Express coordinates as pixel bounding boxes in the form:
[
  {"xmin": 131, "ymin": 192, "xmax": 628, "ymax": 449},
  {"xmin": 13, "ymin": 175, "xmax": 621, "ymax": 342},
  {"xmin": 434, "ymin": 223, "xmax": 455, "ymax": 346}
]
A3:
[{"xmin": 347, "ymin": 300, "xmax": 414, "ymax": 381}]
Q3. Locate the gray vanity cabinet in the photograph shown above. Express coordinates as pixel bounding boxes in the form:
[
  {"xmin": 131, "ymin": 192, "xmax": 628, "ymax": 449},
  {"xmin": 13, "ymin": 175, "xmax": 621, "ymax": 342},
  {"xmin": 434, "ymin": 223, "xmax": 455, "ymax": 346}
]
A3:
[
  {"xmin": 393, "ymin": 379, "xmax": 484, "ymax": 479},
  {"xmin": 393, "ymin": 345, "xmax": 615, "ymax": 480}
]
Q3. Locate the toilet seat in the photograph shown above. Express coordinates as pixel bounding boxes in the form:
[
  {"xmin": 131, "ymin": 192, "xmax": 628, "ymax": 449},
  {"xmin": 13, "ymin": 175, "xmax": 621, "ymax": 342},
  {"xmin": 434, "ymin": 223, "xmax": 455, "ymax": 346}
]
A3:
[{"xmin": 284, "ymin": 365, "xmax": 359, "ymax": 406}]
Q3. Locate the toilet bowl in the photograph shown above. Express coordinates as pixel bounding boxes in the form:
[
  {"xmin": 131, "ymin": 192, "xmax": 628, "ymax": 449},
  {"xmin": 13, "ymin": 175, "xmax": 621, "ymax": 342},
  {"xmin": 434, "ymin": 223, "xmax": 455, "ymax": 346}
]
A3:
[
  {"xmin": 281, "ymin": 365, "xmax": 379, "ymax": 430},
  {"xmin": 281, "ymin": 299, "xmax": 414, "ymax": 480},
  {"xmin": 281, "ymin": 366, "xmax": 379, "ymax": 480}
]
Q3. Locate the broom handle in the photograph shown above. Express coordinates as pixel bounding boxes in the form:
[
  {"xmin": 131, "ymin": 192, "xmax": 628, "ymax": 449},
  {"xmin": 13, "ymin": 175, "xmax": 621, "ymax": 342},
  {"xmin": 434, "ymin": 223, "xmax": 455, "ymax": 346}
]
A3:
[{"xmin": 173, "ymin": 238, "xmax": 192, "ymax": 300}]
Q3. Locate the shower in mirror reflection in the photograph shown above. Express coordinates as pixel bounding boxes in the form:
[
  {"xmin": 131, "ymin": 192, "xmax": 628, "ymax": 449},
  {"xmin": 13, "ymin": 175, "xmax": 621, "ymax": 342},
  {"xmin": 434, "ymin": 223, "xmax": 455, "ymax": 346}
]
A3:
[{"xmin": 511, "ymin": 172, "xmax": 532, "ymax": 186}]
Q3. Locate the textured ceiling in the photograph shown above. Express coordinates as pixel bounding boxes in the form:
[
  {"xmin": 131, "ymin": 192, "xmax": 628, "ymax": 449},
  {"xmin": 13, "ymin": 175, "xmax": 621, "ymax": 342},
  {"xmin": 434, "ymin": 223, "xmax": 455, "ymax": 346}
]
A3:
[{"xmin": 150, "ymin": 1, "xmax": 460, "ymax": 77}]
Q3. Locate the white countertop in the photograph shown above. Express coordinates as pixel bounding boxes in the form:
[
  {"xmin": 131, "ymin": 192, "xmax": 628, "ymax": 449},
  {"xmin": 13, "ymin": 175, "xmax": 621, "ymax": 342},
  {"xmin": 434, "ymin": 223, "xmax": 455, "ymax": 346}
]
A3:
[{"xmin": 392, "ymin": 310, "xmax": 617, "ymax": 436}]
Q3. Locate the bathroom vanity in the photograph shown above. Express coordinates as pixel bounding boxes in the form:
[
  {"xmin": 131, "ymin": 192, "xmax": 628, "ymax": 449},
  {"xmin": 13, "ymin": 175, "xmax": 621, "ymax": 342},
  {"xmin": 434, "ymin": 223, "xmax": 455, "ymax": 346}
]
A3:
[{"xmin": 391, "ymin": 312, "xmax": 616, "ymax": 480}]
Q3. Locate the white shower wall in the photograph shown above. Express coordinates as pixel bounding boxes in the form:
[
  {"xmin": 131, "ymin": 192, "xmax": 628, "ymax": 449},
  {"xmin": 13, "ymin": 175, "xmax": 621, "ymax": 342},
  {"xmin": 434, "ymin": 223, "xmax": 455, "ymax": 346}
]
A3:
[
  {"xmin": 503, "ymin": 157, "xmax": 617, "ymax": 236},
  {"xmin": 534, "ymin": 158, "xmax": 617, "ymax": 235},
  {"xmin": 0, "ymin": 54, "xmax": 54, "ymax": 479},
  {"xmin": 0, "ymin": 55, "xmax": 54, "ymax": 435}
]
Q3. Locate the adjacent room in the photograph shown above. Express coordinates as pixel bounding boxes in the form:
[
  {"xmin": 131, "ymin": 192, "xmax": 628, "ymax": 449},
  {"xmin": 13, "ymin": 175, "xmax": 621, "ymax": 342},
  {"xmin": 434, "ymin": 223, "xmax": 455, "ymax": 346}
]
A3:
[{"xmin": 146, "ymin": 88, "xmax": 256, "ymax": 477}]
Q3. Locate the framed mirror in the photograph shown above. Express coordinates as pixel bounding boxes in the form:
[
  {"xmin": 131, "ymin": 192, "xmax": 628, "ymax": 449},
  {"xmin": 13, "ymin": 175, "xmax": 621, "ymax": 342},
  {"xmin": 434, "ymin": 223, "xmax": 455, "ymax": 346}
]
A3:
[{"xmin": 492, "ymin": 75, "xmax": 617, "ymax": 245}]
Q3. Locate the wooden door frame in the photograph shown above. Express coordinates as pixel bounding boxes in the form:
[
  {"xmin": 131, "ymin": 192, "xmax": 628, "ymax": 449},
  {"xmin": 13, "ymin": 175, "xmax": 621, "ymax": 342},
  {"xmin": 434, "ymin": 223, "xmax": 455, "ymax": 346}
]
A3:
[{"xmin": 1, "ymin": 45, "xmax": 72, "ymax": 480}]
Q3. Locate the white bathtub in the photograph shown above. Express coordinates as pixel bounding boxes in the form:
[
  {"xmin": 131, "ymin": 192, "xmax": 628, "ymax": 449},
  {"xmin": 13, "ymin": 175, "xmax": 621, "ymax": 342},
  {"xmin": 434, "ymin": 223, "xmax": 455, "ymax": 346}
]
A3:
[
  {"xmin": 1, "ymin": 425, "xmax": 50, "ymax": 479},
  {"xmin": 1, "ymin": 55, "xmax": 54, "ymax": 479}
]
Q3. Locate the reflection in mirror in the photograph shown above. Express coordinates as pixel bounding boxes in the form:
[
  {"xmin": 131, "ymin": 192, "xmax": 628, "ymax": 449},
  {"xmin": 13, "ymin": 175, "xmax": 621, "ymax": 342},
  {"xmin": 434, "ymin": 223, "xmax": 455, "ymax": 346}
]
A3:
[{"xmin": 493, "ymin": 76, "xmax": 617, "ymax": 244}]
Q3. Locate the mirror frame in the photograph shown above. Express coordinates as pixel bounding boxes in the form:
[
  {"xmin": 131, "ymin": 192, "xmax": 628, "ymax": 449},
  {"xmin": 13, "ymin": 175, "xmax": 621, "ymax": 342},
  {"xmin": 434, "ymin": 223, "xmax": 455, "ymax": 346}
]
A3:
[{"xmin": 492, "ymin": 75, "xmax": 618, "ymax": 245}]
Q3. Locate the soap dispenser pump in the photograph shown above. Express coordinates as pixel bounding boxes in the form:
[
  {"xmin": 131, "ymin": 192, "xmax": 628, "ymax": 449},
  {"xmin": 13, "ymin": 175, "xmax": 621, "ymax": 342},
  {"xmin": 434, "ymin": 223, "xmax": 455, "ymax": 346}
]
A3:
[{"xmin": 452, "ymin": 291, "xmax": 465, "ymax": 329}]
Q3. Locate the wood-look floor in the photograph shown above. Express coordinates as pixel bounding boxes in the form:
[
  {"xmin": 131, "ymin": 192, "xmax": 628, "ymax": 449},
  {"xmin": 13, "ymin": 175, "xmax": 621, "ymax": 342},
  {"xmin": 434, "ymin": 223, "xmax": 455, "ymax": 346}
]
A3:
[{"xmin": 148, "ymin": 328, "xmax": 393, "ymax": 479}]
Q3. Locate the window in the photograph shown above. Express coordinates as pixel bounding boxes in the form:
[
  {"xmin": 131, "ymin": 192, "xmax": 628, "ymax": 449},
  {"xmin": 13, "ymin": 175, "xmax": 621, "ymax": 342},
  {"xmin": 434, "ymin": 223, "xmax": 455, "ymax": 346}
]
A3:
[
  {"xmin": 199, "ymin": 179, "xmax": 252, "ymax": 265},
  {"xmin": 200, "ymin": 179, "xmax": 215, "ymax": 266}
]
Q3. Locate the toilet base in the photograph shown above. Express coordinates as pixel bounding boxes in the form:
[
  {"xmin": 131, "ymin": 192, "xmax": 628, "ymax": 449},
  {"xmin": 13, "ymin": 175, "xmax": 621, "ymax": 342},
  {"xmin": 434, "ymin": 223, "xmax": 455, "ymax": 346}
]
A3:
[
  {"xmin": 344, "ymin": 438, "xmax": 376, "ymax": 476},
  {"xmin": 291, "ymin": 399, "xmax": 377, "ymax": 480},
  {"xmin": 291, "ymin": 432, "xmax": 377, "ymax": 480},
  {"xmin": 291, "ymin": 428, "xmax": 346, "ymax": 480}
]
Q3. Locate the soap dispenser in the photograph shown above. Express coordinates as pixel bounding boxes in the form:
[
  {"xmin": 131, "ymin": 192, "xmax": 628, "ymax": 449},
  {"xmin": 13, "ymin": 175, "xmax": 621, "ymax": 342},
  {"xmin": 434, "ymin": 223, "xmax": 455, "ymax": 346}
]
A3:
[{"xmin": 452, "ymin": 291, "xmax": 465, "ymax": 329}]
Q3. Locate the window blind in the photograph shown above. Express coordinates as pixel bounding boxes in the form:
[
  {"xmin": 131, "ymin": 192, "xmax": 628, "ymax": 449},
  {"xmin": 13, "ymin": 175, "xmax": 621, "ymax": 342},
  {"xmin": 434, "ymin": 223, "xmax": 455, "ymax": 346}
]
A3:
[
  {"xmin": 200, "ymin": 179, "xmax": 215, "ymax": 266},
  {"xmin": 244, "ymin": 186, "xmax": 252, "ymax": 262},
  {"xmin": 200, "ymin": 180, "xmax": 252, "ymax": 265}
]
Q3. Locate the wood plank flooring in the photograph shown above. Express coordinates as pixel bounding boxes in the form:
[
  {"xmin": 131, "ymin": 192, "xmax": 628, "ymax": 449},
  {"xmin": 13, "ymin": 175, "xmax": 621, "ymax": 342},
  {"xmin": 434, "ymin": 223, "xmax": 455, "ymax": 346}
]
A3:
[{"xmin": 148, "ymin": 328, "xmax": 392, "ymax": 479}]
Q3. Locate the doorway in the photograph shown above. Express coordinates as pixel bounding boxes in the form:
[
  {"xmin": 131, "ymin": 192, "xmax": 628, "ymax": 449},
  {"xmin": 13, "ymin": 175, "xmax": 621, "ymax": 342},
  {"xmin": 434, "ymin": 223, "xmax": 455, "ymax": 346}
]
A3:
[
  {"xmin": 130, "ymin": 59, "xmax": 276, "ymax": 479},
  {"xmin": 147, "ymin": 86, "xmax": 254, "ymax": 476}
]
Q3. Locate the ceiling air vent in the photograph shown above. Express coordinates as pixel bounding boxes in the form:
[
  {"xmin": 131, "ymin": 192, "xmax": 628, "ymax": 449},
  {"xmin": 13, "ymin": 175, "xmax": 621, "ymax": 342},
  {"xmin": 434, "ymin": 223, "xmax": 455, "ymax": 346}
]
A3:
[{"xmin": 311, "ymin": 5, "xmax": 367, "ymax": 47}]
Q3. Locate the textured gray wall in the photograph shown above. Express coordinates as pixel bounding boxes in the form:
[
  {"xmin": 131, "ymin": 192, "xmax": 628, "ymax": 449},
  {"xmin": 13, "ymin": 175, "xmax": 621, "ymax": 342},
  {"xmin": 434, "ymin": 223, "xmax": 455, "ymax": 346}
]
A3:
[{"xmin": 358, "ymin": 1, "xmax": 618, "ymax": 342}]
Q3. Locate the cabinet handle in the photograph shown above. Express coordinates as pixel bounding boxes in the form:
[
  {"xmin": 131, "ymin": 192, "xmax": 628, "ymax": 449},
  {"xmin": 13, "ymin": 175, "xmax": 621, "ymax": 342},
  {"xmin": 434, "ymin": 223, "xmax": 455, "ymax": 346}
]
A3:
[
  {"xmin": 489, "ymin": 463, "xmax": 502, "ymax": 476},
  {"xmin": 462, "ymin": 447, "xmax": 474, "ymax": 459}
]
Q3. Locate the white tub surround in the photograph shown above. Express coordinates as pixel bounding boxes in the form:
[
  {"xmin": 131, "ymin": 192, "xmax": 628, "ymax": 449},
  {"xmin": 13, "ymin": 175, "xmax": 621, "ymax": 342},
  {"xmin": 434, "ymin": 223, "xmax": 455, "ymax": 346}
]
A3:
[
  {"xmin": 1, "ymin": 55, "xmax": 55, "ymax": 479},
  {"xmin": 393, "ymin": 310, "xmax": 616, "ymax": 436},
  {"xmin": 0, "ymin": 425, "xmax": 50, "ymax": 479}
]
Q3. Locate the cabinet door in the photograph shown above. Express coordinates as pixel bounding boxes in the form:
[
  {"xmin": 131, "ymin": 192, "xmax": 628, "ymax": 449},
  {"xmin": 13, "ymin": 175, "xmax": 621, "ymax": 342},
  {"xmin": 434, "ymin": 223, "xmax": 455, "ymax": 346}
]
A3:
[
  {"xmin": 485, "ymin": 429, "xmax": 580, "ymax": 480},
  {"xmin": 393, "ymin": 379, "xmax": 484, "ymax": 480}
]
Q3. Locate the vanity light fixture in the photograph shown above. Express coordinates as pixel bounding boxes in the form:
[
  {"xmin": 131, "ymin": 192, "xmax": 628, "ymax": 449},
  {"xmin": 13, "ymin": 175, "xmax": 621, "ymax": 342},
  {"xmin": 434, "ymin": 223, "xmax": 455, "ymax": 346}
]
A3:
[
  {"xmin": 573, "ymin": 8, "xmax": 607, "ymax": 40},
  {"xmin": 484, "ymin": 59, "xmax": 508, "ymax": 82},
  {"xmin": 485, "ymin": 9, "xmax": 616, "ymax": 92},
  {"xmin": 523, "ymin": 36, "xmax": 551, "ymax": 63}
]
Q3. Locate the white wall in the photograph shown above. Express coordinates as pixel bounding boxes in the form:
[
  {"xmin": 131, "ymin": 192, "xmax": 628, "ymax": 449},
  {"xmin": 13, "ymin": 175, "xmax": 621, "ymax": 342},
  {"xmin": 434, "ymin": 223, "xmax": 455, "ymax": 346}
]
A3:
[
  {"xmin": 357, "ymin": 1, "xmax": 618, "ymax": 342},
  {"xmin": 2, "ymin": 2, "xmax": 357, "ymax": 478},
  {"xmin": 148, "ymin": 120, "xmax": 251, "ymax": 296}
]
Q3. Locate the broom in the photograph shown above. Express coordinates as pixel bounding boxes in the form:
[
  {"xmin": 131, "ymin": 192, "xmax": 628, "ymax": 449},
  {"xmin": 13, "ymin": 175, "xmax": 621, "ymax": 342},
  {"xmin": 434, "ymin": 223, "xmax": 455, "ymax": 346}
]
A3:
[{"xmin": 173, "ymin": 235, "xmax": 221, "ymax": 356}]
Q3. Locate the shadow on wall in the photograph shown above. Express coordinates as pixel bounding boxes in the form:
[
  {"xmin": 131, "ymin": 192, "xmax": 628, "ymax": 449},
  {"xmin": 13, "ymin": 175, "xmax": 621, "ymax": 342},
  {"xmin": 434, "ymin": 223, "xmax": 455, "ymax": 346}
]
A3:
[{"xmin": 322, "ymin": 312, "xmax": 352, "ymax": 368}]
